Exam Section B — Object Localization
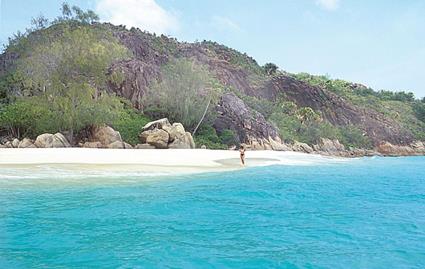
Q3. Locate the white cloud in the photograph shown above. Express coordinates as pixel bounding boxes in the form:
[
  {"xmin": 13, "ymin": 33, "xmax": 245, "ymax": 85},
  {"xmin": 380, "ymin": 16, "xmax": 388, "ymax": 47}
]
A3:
[
  {"xmin": 96, "ymin": 0, "xmax": 178, "ymax": 34},
  {"xmin": 315, "ymin": 0, "xmax": 340, "ymax": 11},
  {"xmin": 211, "ymin": 16, "xmax": 241, "ymax": 32}
]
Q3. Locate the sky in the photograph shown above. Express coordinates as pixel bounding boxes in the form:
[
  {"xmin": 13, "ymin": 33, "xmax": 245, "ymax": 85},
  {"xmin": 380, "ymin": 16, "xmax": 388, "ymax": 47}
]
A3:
[{"xmin": 0, "ymin": 0, "xmax": 424, "ymax": 97}]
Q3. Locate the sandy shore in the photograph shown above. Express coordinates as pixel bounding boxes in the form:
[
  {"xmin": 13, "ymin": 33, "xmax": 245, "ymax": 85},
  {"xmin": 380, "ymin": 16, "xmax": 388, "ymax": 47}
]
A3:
[{"xmin": 0, "ymin": 148, "xmax": 350, "ymax": 175}]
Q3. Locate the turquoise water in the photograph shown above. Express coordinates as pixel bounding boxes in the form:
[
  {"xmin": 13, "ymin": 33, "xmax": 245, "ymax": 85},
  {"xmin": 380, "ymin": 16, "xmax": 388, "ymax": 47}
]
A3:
[{"xmin": 0, "ymin": 157, "xmax": 424, "ymax": 268}]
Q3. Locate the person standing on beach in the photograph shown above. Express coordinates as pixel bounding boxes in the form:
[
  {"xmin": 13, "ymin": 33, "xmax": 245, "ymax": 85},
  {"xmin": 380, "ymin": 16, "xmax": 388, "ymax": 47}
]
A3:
[{"xmin": 239, "ymin": 145, "xmax": 245, "ymax": 165}]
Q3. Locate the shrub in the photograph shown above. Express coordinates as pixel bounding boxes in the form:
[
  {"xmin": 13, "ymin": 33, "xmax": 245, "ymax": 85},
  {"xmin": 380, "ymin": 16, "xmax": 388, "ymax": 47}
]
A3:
[
  {"xmin": 143, "ymin": 58, "xmax": 222, "ymax": 131},
  {"xmin": 338, "ymin": 125, "xmax": 373, "ymax": 149},
  {"xmin": 112, "ymin": 105, "xmax": 150, "ymax": 145},
  {"xmin": 0, "ymin": 98, "xmax": 55, "ymax": 138},
  {"xmin": 219, "ymin": 129, "xmax": 239, "ymax": 146},
  {"xmin": 194, "ymin": 125, "xmax": 227, "ymax": 149},
  {"xmin": 263, "ymin": 63, "xmax": 278, "ymax": 76}
]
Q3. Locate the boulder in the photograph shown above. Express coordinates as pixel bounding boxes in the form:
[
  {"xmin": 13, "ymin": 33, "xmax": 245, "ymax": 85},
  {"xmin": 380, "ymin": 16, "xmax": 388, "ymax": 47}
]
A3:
[
  {"xmin": 140, "ymin": 119, "xmax": 195, "ymax": 149},
  {"xmin": 91, "ymin": 126, "xmax": 122, "ymax": 146},
  {"xmin": 34, "ymin": 133, "xmax": 71, "ymax": 148},
  {"xmin": 82, "ymin": 141, "xmax": 103, "ymax": 148},
  {"xmin": 201, "ymin": 145, "xmax": 207, "ymax": 149},
  {"xmin": 12, "ymin": 138, "xmax": 20, "ymax": 148},
  {"xmin": 142, "ymin": 118, "xmax": 171, "ymax": 131},
  {"xmin": 376, "ymin": 141, "xmax": 415, "ymax": 156},
  {"xmin": 139, "ymin": 129, "xmax": 169, "ymax": 149},
  {"xmin": 135, "ymin": 143, "xmax": 156, "ymax": 149},
  {"xmin": 107, "ymin": 141, "xmax": 124, "ymax": 149},
  {"xmin": 292, "ymin": 141, "xmax": 314, "ymax": 153},
  {"xmin": 169, "ymin": 132, "xmax": 195, "ymax": 149},
  {"xmin": 269, "ymin": 136, "xmax": 291, "ymax": 151},
  {"xmin": 18, "ymin": 138, "xmax": 36, "ymax": 148},
  {"xmin": 4, "ymin": 141, "xmax": 13, "ymax": 148},
  {"xmin": 163, "ymin": 123, "xmax": 186, "ymax": 142},
  {"xmin": 410, "ymin": 141, "xmax": 425, "ymax": 153},
  {"xmin": 314, "ymin": 138, "xmax": 345, "ymax": 153}
]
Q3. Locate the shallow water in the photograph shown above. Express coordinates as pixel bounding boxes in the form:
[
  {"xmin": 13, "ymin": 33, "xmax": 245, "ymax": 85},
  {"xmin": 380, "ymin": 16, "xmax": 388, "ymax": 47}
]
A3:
[{"xmin": 0, "ymin": 156, "xmax": 424, "ymax": 268}]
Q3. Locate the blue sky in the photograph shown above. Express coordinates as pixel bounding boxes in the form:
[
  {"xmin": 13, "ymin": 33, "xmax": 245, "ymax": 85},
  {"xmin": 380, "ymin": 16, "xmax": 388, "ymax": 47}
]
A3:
[{"xmin": 1, "ymin": 0, "xmax": 424, "ymax": 97}]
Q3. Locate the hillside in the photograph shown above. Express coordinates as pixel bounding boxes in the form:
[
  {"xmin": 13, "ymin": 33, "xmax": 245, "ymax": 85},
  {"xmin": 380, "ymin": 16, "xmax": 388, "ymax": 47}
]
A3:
[{"xmin": 0, "ymin": 6, "xmax": 424, "ymax": 155}]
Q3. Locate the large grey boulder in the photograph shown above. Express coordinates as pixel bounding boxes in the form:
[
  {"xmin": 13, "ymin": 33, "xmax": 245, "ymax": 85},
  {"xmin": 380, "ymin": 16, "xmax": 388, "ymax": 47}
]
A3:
[
  {"xmin": 12, "ymin": 138, "xmax": 20, "ymax": 148},
  {"xmin": 163, "ymin": 123, "xmax": 185, "ymax": 142},
  {"xmin": 142, "ymin": 118, "xmax": 171, "ymax": 131},
  {"xmin": 313, "ymin": 138, "xmax": 345, "ymax": 153},
  {"xmin": 35, "ymin": 133, "xmax": 71, "ymax": 148},
  {"xmin": 106, "ymin": 141, "xmax": 133, "ymax": 149},
  {"xmin": 139, "ymin": 129, "xmax": 169, "ymax": 149},
  {"xmin": 169, "ymin": 132, "xmax": 195, "ymax": 149},
  {"xmin": 292, "ymin": 141, "xmax": 314, "ymax": 153},
  {"xmin": 82, "ymin": 141, "xmax": 103, "ymax": 148},
  {"xmin": 91, "ymin": 125, "xmax": 122, "ymax": 146},
  {"xmin": 18, "ymin": 138, "xmax": 36, "ymax": 148},
  {"xmin": 135, "ymin": 143, "xmax": 156, "ymax": 149},
  {"xmin": 139, "ymin": 118, "xmax": 195, "ymax": 149}
]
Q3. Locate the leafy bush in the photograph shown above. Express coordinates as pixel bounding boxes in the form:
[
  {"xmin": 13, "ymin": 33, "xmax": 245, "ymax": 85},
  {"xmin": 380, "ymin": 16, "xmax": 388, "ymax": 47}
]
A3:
[
  {"xmin": 112, "ymin": 105, "xmax": 150, "ymax": 145},
  {"xmin": 144, "ymin": 58, "xmax": 222, "ymax": 131},
  {"xmin": 0, "ymin": 98, "xmax": 55, "ymax": 138},
  {"xmin": 263, "ymin": 63, "xmax": 278, "ymax": 75},
  {"xmin": 194, "ymin": 125, "xmax": 227, "ymax": 149},
  {"xmin": 413, "ymin": 102, "xmax": 425, "ymax": 122},
  {"xmin": 338, "ymin": 125, "xmax": 372, "ymax": 149},
  {"xmin": 219, "ymin": 129, "xmax": 239, "ymax": 146}
]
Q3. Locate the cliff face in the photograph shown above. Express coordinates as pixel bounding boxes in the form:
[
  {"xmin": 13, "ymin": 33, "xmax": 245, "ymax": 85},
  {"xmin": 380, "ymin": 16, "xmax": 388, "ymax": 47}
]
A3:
[{"xmin": 0, "ymin": 23, "xmax": 423, "ymax": 152}]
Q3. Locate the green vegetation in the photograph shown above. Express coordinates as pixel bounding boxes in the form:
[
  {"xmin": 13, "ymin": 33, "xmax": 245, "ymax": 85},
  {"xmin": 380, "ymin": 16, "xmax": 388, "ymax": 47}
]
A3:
[
  {"xmin": 112, "ymin": 102, "xmax": 151, "ymax": 145},
  {"xmin": 292, "ymin": 72, "xmax": 425, "ymax": 141},
  {"xmin": 0, "ymin": 4, "xmax": 130, "ymax": 143},
  {"xmin": 143, "ymin": 58, "xmax": 223, "ymax": 132},
  {"xmin": 194, "ymin": 125, "xmax": 238, "ymax": 149},
  {"xmin": 263, "ymin": 63, "xmax": 278, "ymax": 76},
  {"xmin": 0, "ymin": 3, "xmax": 422, "ymax": 150}
]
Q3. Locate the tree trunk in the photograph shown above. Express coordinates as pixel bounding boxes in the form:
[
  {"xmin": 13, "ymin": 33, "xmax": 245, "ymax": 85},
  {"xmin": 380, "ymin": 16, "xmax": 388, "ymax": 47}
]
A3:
[{"xmin": 192, "ymin": 97, "xmax": 211, "ymax": 136}]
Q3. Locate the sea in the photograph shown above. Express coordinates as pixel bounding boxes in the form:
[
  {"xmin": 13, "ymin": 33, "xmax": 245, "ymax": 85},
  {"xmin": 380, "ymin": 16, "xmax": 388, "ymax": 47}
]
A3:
[{"xmin": 0, "ymin": 156, "xmax": 424, "ymax": 268}]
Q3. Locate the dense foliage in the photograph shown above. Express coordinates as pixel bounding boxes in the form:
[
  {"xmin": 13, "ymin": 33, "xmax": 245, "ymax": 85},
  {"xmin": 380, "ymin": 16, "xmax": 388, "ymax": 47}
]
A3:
[
  {"xmin": 112, "ymin": 103, "xmax": 151, "ymax": 145},
  {"xmin": 0, "ymin": 4, "xmax": 129, "ymax": 143},
  {"xmin": 143, "ymin": 58, "xmax": 222, "ymax": 132},
  {"xmin": 292, "ymin": 73, "xmax": 425, "ymax": 141},
  {"xmin": 0, "ymin": 3, "xmax": 423, "ymax": 149}
]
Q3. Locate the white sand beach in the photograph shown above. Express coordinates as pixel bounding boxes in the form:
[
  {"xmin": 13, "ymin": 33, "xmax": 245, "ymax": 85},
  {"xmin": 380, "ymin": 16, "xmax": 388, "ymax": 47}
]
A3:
[{"xmin": 0, "ymin": 148, "xmax": 350, "ymax": 175}]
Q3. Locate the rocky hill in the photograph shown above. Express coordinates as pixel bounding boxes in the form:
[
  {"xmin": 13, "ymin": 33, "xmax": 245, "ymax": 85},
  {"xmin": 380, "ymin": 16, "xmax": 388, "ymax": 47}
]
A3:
[{"xmin": 1, "ymin": 18, "xmax": 424, "ymax": 156}]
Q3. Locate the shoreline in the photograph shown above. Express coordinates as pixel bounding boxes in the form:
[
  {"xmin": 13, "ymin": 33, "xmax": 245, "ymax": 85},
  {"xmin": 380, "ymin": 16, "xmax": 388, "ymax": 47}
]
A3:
[{"xmin": 0, "ymin": 148, "xmax": 351, "ymax": 175}]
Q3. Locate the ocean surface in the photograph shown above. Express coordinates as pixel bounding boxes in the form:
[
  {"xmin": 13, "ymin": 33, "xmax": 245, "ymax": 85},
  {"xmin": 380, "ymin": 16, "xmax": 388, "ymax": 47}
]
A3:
[{"xmin": 0, "ymin": 156, "xmax": 424, "ymax": 268}]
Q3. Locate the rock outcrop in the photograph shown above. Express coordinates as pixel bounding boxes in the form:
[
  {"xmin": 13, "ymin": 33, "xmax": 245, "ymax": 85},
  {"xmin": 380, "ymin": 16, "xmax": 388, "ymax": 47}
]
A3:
[
  {"xmin": 34, "ymin": 133, "xmax": 71, "ymax": 148},
  {"xmin": 313, "ymin": 138, "xmax": 345, "ymax": 156},
  {"xmin": 375, "ymin": 141, "xmax": 424, "ymax": 156},
  {"xmin": 139, "ymin": 118, "xmax": 195, "ymax": 149},
  {"xmin": 90, "ymin": 126, "xmax": 123, "ymax": 146},
  {"xmin": 18, "ymin": 138, "xmax": 36, "ymax": 148},
  {"xmin": 213, "ymin": 93, "xmax": 287, "ymax": 150},
  {"xmin": 78, "ymin": 125, "xmax": 132, "ymax": 148},
  {"xmin": 292, "ymin": 141, "xmax": 314, "ymax": 153}
]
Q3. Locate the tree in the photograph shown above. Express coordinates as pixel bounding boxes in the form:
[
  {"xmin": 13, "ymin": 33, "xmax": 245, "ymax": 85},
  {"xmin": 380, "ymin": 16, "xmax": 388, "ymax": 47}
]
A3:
[
  {"xmin": 143, "ymin": 58, "xmax": 222, "ymax": 131},
  {"xmin": 263, "ymin": 62, "xmax": 278, "ymax": 76},
  {"xmin": 15, "ymin": 26, "xmax": 129, "ymax": 142},
  {"xmin": 296, "ymin": 107, "xmax": 321, "ymax": 125},
  {"xmin": 31, "ymin": 14, "xmax": 49, "ymax": 30}
]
